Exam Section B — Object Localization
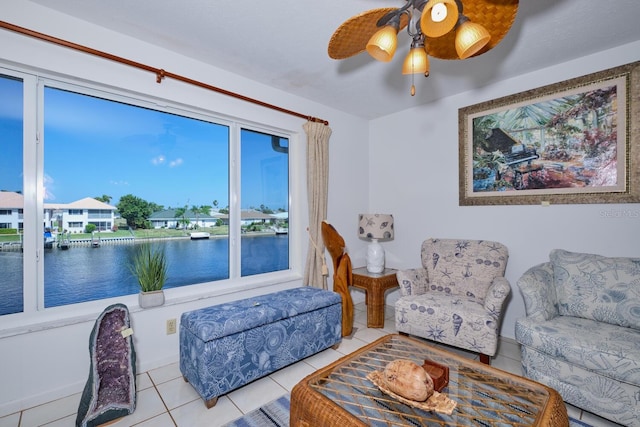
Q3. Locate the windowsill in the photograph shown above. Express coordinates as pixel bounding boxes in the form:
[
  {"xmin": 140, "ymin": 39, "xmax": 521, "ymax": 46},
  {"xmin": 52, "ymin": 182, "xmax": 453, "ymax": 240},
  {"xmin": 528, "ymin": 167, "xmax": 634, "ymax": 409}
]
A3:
[{"xmin": 0, "ymin": 270, "xmax": 303, "ymax": 339}]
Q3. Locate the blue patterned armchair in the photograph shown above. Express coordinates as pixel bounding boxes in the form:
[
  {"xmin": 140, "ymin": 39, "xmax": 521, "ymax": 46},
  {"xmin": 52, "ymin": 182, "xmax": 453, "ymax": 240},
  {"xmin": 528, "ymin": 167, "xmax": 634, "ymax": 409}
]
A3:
[
  {"xmin": 395, "ymin": 238, "xmax": 511, "ymax": 364},
  {"xmin": 515, "ymin": 249, "xmax": 640, "ymax": 426}
]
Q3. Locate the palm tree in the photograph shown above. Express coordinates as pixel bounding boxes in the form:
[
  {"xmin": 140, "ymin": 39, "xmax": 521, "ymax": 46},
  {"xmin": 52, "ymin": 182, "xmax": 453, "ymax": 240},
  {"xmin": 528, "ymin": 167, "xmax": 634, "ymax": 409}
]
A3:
[
  {"xmin": 191, "ymin": 205, "xmax": 200, "ymax": 229},
  {"xmin": 94, "ymin": 194, "xmax": 112, "ymax": 204},
  {"xmin": 199, "ymin": 204, "xmax": 212, "ymax": 220},
  {"xmin": 174, "ymin": 205, "xmax": 189, "ymax": 230}
]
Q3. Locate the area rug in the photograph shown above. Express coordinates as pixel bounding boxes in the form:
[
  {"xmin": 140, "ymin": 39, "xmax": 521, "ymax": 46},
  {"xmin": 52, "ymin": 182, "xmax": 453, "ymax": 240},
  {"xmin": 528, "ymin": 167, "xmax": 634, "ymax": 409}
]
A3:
[
  {"xmin": 222, "ymin": 395, "xmax": 290, "ymax": 427},
  {"xmin": 223, "ymin": 393, "xmax": 592, "ymax": 427},
  {"xmin": 569, "ymin": 417, "xmax": 593, "ymax": 427}
]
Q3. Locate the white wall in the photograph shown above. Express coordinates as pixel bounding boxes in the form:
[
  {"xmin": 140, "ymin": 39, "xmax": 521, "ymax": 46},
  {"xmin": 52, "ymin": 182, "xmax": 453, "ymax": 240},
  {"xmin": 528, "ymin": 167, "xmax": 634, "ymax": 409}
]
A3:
[
  {"xmin": 369, "ymin": 41, "xmax": 640, "ymax": 341},
  {"xmin": 0, "ymin": 1, "xmax": 368, "ymax": 416}
]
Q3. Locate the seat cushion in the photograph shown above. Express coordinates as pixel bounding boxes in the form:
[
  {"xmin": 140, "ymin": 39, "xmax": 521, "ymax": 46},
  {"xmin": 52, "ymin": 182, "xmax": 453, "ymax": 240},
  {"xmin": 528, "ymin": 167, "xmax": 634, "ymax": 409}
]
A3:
[
  {"xmin": 550, "ymin": 249, "xmax": 640, "ymax": 329},
  {"xmin": 396, "ymin": 292, "xmax": 500, "ymax": 356},
  {"xmin": 519, "ymin": 345, "xmax": 640, "ymax": 426},
  {"xmin": 422, "ymin": 239, "xmax": 508, "ymax": 301},
  {"xmin": 516, "ymin": 315, "xmax": 640, "ymax": 386}
]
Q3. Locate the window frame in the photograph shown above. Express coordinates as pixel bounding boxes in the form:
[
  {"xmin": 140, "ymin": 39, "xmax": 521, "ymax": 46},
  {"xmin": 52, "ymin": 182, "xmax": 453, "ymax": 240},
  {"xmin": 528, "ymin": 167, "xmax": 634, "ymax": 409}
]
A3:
[{"xmin": 0, "ymin": 64, "xmax": 304, "ymax": 335}]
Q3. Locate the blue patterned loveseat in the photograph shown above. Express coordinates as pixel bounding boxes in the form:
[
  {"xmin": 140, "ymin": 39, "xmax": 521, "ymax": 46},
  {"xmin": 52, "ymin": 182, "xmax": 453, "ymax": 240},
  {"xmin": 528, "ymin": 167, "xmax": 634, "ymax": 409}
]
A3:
[
  {"xmin": 179, "ymin": 287, "xmax": 342, "ymax": 408},
  {"xmin": 515, "ymin": 249, "xmax": 640, "ymax": 426}
]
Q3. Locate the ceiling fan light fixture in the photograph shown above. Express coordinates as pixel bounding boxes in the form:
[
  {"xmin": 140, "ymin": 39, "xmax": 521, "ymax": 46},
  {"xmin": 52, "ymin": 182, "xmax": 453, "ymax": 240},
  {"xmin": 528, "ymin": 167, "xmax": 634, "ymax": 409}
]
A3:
[
  {"xmin": 366, "ymin": 25, "xmax": 399, "ymax": 62},
  {"xmin": 420, "ymin": 0, "xmax": 459, "ymax": 38},
  {"xmin": 455, "ymin": 19, "xmax": 491, "ymax": 59},
  {"xmin": 328, "ymin": 0, "xmax": 518, "ymax": 96}
]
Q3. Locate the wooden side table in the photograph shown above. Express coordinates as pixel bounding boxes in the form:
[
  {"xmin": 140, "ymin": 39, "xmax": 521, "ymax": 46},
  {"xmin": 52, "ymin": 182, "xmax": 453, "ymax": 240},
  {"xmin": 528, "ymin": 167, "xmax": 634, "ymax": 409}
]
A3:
[{"xmin": 351, "ymin": 267, "xmax": 398, "ymax": 328}]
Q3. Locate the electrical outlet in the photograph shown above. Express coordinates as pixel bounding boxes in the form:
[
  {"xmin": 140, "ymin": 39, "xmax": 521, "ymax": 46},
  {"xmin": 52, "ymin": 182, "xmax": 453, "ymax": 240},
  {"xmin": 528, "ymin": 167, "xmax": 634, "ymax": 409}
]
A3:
[{"xmin": 166, "ymin": 318, "xmax": 177, "ymax": 335}]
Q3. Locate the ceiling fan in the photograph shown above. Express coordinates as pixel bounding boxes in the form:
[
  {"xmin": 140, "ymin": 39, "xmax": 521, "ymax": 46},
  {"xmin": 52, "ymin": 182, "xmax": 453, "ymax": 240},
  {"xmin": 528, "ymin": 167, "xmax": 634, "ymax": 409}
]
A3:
[{"xmin": 328, "ymin": 0, "xmax": 519, "ymax": 95}]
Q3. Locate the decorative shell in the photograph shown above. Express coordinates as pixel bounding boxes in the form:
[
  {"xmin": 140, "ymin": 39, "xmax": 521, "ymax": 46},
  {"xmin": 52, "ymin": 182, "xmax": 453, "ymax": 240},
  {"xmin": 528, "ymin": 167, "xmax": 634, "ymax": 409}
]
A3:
[{"xmin": 382, "ymin": 359, "xmax": 434, "ymax": 402}]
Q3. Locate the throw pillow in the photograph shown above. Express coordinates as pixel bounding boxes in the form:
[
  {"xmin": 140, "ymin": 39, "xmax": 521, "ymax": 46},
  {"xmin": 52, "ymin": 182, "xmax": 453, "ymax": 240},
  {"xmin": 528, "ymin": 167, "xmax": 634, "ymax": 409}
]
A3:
[
  {"xmin": 550, "ymin": 249, "xmax": 640, "ymax": 330},
  {"xmin": 422, "ymin": 239, "xmax": 508, "ymax": 301},
  {"xmin": 396, "ymin": 268, "xmax": 429, "ymax": 297}
]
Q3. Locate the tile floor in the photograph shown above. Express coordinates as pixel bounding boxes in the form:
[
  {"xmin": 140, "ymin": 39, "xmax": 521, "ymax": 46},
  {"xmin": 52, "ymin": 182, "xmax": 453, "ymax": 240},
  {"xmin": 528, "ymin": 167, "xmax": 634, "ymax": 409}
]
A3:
[{"xmin": 0, "ymin": 303, "xmax": 622, "ymax": 427}]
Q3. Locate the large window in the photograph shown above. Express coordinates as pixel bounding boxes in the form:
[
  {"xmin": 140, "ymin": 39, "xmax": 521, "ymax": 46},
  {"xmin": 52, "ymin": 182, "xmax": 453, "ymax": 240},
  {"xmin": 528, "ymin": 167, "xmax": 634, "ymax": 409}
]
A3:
[
  {"xmin": 240, "ymin": 129, "xmax": 289, "ymax": 277},
  {"xmin": 0, "ymin": 74, "xmax": 23, "ymax": 316},
  {"xmin": 0, "ymin": 70, "xmax": 292, "ymax": 315}
]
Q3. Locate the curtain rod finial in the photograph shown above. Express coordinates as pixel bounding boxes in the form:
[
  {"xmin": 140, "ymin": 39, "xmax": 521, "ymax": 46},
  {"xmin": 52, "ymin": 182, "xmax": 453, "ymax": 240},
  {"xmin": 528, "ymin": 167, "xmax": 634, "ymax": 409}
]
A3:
[{"xmin": 308, "ymin": 116, "xmax": 329, "ymax": 126}]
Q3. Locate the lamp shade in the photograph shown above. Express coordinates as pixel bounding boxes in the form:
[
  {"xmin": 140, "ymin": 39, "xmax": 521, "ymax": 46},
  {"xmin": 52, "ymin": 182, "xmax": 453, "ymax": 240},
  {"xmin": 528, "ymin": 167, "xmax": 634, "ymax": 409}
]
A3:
[
  {"xmin": 455, "ymin": 20, "xmax": 491, "ymax": 59},
  {"xmin": 358, "ymin": 214, "xmax": 394, "ymax": 240},
  {"xmin": 402, "ymin": 47, "xmax": 430, "ymax": 75},
  {"xmin": 420, "ymin": 0, "xmax": 459, "ymax": 38},
  {"xmin": 366, "ymin": 26, "xmax": 398, "ymax": 62}
]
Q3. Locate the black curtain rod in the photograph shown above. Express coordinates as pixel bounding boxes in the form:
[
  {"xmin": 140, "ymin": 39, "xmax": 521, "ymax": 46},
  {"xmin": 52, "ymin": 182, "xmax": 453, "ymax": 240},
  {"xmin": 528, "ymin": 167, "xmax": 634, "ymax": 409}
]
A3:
[{"xmin": 0, "ymin": 21, "xmax": 329, "ymax": 125}]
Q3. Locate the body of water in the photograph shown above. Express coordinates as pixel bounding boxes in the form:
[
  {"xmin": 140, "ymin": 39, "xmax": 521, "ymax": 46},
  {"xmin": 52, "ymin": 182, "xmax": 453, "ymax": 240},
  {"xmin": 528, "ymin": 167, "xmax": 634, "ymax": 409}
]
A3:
[{"xmin": 0, "ymin": 235, "xmax": 289, "ymax": 315}]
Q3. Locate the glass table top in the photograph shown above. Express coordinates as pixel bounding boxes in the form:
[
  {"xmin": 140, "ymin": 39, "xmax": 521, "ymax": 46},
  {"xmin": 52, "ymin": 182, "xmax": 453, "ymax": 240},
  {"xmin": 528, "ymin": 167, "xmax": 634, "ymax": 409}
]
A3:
[{"xmin": 306, "ymin": 335, "xmax": 554, "ymax": 426}]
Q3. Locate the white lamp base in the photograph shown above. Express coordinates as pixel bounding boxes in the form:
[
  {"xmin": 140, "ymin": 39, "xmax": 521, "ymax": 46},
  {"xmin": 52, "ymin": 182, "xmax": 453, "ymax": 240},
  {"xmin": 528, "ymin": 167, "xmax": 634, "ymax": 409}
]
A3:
[{"xmin": 366, "ymin": 239, "xmax": 385, "ymax": 274}]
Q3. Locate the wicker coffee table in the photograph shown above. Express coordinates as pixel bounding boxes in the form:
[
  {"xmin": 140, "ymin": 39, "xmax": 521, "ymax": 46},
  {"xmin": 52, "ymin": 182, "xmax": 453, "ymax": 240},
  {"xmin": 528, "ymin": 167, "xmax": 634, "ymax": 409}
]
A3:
[{"xmin": 290, "ymin": 334, "xmax": 568, "ymax": 426}]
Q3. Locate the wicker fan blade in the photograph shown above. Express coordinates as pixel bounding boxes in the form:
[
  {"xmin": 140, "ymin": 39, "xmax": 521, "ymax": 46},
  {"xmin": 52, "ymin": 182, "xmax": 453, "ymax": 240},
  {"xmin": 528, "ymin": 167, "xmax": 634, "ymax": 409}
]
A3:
[{"xmin": 328, "ymin": 8, "xmax": 409, "ymax": 60}]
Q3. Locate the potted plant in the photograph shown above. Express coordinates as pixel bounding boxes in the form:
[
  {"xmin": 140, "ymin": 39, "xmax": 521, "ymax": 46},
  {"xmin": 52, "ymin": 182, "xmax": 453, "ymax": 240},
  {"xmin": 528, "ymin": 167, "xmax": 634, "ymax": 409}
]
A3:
[{"xmin": 130, "ymin": 243, "xmax": 167, "ymax": 308}]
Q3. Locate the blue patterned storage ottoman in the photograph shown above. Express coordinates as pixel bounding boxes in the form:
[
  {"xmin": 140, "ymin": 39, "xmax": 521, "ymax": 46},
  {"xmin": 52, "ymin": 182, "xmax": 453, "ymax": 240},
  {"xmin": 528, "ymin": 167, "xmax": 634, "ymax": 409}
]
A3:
[{"xmin": 179, "ymin": 286, "xmax": 342, "ymax": 408}]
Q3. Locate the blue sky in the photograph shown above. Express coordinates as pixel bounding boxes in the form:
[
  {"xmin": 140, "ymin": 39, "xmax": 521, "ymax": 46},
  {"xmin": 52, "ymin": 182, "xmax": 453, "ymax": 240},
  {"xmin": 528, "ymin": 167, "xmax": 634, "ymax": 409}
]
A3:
[
  {"xmin": 1, "ymin": 77, "xmax": 289, "ymax": 211},
  {"xmin": 0, "ymin": 76, "xmax": 23, "ymax": 194}
]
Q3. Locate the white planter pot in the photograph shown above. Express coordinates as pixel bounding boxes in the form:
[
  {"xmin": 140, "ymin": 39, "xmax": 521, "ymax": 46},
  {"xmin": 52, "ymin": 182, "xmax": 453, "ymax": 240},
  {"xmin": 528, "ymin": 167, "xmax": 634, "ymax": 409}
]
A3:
[{"xmin": 138, "ymin": 290, "xmax": 165, "ymax": 308}]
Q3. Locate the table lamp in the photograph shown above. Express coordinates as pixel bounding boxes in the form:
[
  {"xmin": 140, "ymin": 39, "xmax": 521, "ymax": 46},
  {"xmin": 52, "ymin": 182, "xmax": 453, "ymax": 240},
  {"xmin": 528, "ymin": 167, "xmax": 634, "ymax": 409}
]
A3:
[{"xmin": 358, "ymin": 214, "xmax": 394, "ymax": 273}]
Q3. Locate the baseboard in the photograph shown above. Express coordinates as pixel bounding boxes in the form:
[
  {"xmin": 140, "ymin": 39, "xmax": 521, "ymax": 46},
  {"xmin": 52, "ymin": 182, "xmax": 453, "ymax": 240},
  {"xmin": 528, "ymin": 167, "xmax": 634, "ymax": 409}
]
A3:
[
  {"xmin": 499, "ymin": 336, "xmax": 518, "ymax": 345},
  {"xmin": 138, "ymin": 354, "xmax": 180, "ymax": 374},
  {"xmin": 0, "ymin": 354, "xmax": 180, "ymax": 418},
  {"xmin": 0, "ymin": 380, "xmax": 85, "ymax": 418}
]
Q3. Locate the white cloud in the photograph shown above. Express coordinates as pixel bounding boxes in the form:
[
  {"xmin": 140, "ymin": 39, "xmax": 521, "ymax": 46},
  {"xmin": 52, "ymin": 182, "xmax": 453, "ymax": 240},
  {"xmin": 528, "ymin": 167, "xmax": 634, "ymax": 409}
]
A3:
[
  {"xmin": 169, "ymin": 158, "xmax": 184, "ymax": 168},
  {"xmin": 151, "ymin": 155, "xmax": 166, "ymax": 165}
]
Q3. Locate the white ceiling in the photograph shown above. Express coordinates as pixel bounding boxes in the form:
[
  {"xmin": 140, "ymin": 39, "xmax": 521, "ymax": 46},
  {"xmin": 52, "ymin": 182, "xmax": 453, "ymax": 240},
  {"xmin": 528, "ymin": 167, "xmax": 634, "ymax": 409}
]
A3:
[{"xmin": 27, "ymin": 0, "xmax": 640, "ymax": 119}]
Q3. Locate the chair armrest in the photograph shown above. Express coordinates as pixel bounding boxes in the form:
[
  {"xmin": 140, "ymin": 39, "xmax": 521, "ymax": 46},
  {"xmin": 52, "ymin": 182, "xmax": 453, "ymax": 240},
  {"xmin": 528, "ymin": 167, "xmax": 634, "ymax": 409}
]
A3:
[
  {"xmin": 483, "ymin": 276, "xmax": 511, "ymax": 318},
  {"xmin": 396, "ymin": 268, "xmax": 429, "ymax": 297},
  {"xmin": 516, "ymin": 262, "xmax": 559, "ymax": 321}
]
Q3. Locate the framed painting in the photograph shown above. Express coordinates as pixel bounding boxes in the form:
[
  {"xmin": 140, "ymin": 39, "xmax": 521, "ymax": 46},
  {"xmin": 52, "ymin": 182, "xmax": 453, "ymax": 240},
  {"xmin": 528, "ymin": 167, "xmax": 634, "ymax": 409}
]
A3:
[{"xmin": 459, "ymin": 61, "xmax": 640, "ymax": 206}]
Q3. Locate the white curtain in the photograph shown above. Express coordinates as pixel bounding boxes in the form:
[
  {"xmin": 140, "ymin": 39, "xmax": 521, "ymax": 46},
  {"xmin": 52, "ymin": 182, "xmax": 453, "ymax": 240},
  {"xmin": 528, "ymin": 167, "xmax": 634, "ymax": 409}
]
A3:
[{"xmin": 303, "ymin": 120, "xmax": 332, "ymax": 289}]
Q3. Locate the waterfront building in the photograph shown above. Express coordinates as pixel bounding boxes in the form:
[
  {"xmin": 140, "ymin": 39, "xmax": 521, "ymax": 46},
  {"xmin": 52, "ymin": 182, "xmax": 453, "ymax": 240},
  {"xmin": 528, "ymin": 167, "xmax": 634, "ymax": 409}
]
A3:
[
  {"xmin": 148, "ymin": 208, "xmax": 220, "ymax": 229},
  {"xmin": 0, "ymin": 191, "xmax": 116, "ymax": 233}
]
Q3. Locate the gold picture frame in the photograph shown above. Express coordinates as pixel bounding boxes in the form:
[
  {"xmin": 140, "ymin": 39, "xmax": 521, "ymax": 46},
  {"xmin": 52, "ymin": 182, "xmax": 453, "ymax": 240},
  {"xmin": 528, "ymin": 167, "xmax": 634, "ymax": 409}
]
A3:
[{"xmin": 459, "ymin": 61, "xmax": 640, "ymax": 206}]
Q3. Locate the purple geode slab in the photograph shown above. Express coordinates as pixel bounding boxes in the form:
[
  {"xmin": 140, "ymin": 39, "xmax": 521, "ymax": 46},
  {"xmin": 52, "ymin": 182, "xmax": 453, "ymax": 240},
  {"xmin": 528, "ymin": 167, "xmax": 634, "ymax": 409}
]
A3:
[{"xmin": 76, "ymin": 304, "xmax": 136, "ymax": 427}]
